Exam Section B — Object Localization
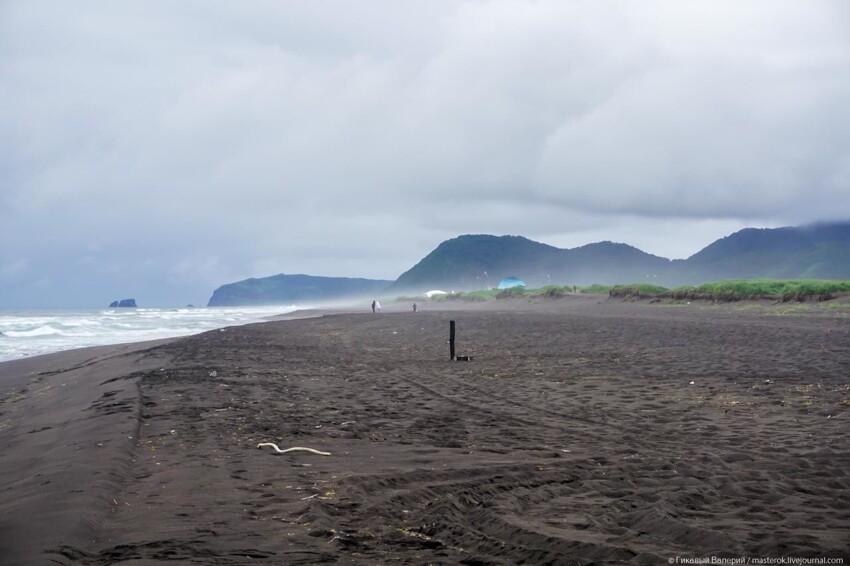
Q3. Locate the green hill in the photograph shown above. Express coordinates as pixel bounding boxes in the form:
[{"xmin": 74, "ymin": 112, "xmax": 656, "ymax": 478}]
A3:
[
  {"xmin": 389, "ymin": 222, "xmax": 850, "ymax": 293},
  {"xmin": 390, "ymin": 235, "xmax": 561, "ymax": 291},
  {"xmin": 389, "ymin": 235, "xmax": 671, "ymax": 292},
  {"xmin": 682, "ymin": 223, "xmax": 850, "ymax": 281},
  {"xmin": 207, "ymin": 274, "xmax": 392, "ymax": 306}
]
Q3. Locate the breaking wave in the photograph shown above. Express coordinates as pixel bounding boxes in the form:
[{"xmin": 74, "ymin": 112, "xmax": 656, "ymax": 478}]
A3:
[{"xmin": 0, "ymin": 305, "xmax": 300, "ymax": 363}]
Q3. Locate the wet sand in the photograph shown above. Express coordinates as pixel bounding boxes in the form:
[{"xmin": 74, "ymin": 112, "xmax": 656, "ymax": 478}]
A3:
[{"xmin": 1, "ymin": 298, "xmax": 848, "ymax": 564}]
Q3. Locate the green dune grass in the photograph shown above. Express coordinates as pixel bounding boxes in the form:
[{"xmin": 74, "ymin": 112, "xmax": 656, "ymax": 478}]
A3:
[
  {"xmin": 667, "ymin": 279, "xmax": 850, "ymax": 302},
  {"xmin": 401, "ymin": 279, "xmax": 850, "ymax": 303}
]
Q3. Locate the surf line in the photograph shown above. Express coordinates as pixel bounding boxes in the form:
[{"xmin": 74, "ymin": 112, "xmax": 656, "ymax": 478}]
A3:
[{"xmin": 257, "ymin": 442, "xmax": 331, "ymax": 456}]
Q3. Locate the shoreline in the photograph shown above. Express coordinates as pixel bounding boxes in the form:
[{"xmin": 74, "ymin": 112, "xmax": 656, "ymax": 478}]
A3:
[
  {"xmin": 0, "ymin": 303, "xmax": 313, "ymax": 365},
  {"xmin": 1, "ymin": 300, "xmax": 848, "ymax": 564}
]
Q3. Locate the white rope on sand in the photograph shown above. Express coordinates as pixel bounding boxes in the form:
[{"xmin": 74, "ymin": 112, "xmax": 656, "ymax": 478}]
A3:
[{"xmin": 257, "ymin": 442, "xmax": 331, "ymax": 456}]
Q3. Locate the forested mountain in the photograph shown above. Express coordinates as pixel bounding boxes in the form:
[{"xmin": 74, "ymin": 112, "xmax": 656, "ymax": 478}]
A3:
[{"xmin": 388, "ymin": 222, "xmax": 850, "ymax": 292}]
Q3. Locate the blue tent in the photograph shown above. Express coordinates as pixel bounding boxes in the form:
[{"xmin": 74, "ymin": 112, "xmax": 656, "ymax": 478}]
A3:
[{"xmin": 497, "ymin": 277, "xmax": 526, "ymax": 290}]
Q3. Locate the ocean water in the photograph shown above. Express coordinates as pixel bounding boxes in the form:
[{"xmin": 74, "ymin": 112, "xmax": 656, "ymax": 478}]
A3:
[{"xmin": 0, "ymin": 305, "xmax": 300, "ymax": 363}]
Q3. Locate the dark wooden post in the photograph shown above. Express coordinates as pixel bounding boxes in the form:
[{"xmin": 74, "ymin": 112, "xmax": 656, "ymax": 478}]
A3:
[{"xmin": 449, "ymin": 320, "xmax": 456, "ymax": 361}]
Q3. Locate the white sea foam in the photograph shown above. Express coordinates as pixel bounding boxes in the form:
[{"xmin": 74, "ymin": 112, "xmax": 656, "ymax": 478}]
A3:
[
  {"xmin": 0, "ymin": 305, "xmax": 300, "ymax": 363},
  {"xmin": 5, "ymin": 326, "xmax": 65, "ymax": 338}
]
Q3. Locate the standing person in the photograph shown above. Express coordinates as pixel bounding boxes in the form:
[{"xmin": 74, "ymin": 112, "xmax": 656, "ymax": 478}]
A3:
[
  {"xmin": 371, "ymin": 300, "xmax": 376, "ymax": 313},
  {"xmin": 375, "ymin": 300, "xmax": 382, "ymax": 312},
  {"xmin": 412, "ymin": 302, "xmax": 417, "ymax": 312}
]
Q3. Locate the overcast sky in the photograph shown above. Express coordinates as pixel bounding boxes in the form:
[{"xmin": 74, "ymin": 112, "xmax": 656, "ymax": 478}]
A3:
[{"xmin": 2, "ymin": 1, "xmax": 849, "ymax": 307}]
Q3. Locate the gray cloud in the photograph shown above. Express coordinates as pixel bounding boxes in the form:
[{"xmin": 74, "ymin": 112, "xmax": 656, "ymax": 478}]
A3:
[{"xmin": 2, "ymin": 1, "xmax": 849, "ymax": 307}]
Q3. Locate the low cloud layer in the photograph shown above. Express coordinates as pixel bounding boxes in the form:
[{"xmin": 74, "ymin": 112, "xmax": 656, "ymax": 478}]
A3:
[{"xmin": 2, "ymin": 1, "xmax": 848, "ymax": 306}]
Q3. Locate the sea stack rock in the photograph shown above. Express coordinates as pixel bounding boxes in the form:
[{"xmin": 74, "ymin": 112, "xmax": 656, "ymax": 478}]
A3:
[{"xmin": 109, "ymin": 299, "xmax": 138, "ymax": 308}]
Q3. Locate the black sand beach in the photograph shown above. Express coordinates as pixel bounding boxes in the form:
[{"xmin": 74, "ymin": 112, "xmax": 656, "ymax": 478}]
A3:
[{"xmin": 1, "ymin": 298, "xmax": 848, "ymax": 564}]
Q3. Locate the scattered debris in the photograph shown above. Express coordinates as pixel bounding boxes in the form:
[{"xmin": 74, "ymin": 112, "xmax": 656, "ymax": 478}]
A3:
[{"xmin": 257, "ymin": 443, "xmax": 332, "ymax": 456}]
